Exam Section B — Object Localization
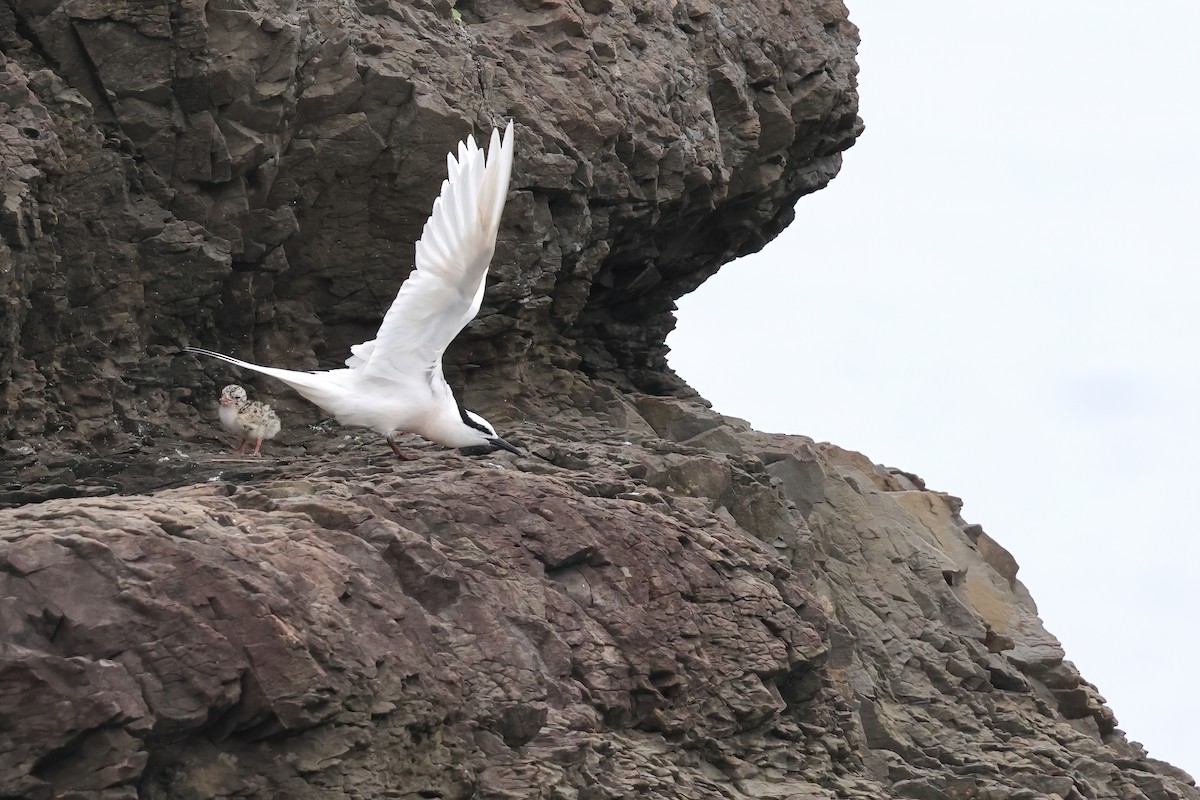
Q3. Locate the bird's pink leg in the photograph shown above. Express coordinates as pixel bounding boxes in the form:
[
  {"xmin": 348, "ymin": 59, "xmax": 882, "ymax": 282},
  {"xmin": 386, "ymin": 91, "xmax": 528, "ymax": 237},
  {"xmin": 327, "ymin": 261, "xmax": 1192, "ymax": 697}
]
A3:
[
  {"xmin": 234, "ymin": 437, "xmax": 246, "ymax": 453},
  {"xmin": 386, "ymin": 434, "xmax": 418, "ymax": 461},
  {"xmin": 251, "ymin": 437, "xmax": 264, "ymax": 457}
]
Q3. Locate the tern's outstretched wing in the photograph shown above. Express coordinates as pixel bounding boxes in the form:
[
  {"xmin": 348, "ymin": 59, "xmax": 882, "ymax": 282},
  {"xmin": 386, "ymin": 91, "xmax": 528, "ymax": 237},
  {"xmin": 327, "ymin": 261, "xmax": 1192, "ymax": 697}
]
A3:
[{"xmin": 347, "ymin": 121, "xmax": 515, "ymax": 386}]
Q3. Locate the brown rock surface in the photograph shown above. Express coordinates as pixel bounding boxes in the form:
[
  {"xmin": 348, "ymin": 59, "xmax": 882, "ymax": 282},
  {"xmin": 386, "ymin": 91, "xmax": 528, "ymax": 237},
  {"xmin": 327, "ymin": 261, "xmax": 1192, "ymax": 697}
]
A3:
[
  {"xmin": 1, "ymin": 0, "xmax": 860, "ymax": 465},
  {"xmin": 2, "ymin": 408, "xmax": 1195, "ymax": 799},
  {"xmin": 2, "ymin": 1, "xmax": 1196, "ymax": 799}
]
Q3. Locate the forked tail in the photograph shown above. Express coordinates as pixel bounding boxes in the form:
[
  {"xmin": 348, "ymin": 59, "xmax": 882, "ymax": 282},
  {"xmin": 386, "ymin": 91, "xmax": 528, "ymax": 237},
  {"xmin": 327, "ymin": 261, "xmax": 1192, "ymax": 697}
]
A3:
[{"xmin": 184, "ymin": 347, "xmax": 350, "ymax": 414}]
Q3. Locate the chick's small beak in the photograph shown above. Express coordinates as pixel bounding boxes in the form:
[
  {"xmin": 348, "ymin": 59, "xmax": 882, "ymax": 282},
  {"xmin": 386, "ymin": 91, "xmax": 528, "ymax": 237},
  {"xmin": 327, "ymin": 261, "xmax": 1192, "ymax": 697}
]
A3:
[{"xmin": 488, "ymin": 437, "xmax": 523, "ymax": 456}]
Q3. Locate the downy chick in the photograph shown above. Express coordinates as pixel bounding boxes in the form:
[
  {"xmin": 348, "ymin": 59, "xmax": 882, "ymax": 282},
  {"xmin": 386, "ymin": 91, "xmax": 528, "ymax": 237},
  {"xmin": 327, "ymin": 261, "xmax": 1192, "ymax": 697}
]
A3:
[{"xmin": 218, "ymin": 384, "xmax": 281, "ymax": 456}]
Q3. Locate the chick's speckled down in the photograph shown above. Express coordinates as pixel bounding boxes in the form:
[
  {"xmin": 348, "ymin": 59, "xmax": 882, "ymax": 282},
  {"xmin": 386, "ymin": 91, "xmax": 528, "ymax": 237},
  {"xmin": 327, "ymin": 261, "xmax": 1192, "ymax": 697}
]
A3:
[{"xmin": 218, "ymin": 384, "xmax": 280, "ymax": 456}]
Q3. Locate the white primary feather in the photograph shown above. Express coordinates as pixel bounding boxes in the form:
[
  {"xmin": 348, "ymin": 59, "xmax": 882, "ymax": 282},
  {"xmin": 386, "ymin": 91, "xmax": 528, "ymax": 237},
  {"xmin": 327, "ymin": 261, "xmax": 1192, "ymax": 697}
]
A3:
[
  {"xmin": 345, "ymin": 123, "xmax": 514, "ymax": 384},
  {"xmin": 187, "ymin": 121, "xmax": 518, "ymax": 455}
]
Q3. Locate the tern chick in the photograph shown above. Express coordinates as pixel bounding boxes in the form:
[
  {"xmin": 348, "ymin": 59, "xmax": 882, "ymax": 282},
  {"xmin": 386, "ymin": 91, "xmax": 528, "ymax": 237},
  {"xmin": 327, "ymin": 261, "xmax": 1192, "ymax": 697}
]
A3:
[
  {"xmin": 188, "ymin": 122, "xmax": 521, "ymax": 460},
  {"xmin": 218, "ymin": 384, "xmax": 281, "ymax": 457}
]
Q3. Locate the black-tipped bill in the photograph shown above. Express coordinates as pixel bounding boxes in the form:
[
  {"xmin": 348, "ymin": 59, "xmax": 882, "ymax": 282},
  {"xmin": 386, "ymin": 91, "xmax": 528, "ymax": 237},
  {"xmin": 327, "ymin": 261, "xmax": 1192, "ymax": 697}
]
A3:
[{"xmin": 488, "ymin": 436, "xmax": 523, "ymax": 456}]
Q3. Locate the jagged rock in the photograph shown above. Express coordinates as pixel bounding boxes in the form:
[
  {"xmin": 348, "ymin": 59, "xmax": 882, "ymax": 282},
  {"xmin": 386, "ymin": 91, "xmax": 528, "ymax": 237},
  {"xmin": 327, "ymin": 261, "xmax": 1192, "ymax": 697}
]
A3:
[
  {"xmin": 2, "ymin": 0, "xmax": 1197, "ymax": 798},
  {"xmin": 1, "ymin": 420, "xmax": 1196, "ymax": 799},
  {"xmin": 1, "ymin": 0, "xmax": 861, "ymax": 461}
]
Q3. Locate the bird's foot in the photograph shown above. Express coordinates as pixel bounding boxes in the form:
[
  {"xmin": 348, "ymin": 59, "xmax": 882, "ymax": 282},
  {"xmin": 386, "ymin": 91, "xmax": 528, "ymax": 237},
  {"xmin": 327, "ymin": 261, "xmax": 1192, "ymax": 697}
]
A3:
[{"xmin": 386, "ymin": 437, "xmax": 419, "ymax": 461}]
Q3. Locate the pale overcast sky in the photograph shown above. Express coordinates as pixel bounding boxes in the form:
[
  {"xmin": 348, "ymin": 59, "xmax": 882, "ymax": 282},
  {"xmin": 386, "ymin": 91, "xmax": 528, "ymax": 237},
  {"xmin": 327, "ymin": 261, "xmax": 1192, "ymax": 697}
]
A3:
[{"xmin": 669, "ymin": 1, "xmax": 1200, "ymax": 775}]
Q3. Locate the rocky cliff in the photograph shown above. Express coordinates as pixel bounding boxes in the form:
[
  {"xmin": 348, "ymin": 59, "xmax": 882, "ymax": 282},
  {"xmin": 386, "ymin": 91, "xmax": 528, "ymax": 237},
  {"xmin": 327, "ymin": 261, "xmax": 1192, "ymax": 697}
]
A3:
[
  {"xmin": 4, "ymin": 406, "xmax": 1197, "ymax": 799},
  {"xmin": 1, "ymin": 0, "xmax": 858, "ymax": 462},
  {"xmin": 1, "ymin": 1, "xmax": 1196, "ymax": 799}
]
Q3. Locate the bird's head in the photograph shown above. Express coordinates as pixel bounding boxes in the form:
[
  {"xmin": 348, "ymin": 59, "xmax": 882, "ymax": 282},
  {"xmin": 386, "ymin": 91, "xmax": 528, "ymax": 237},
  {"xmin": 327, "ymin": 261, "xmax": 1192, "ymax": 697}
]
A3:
[
  {"xmin": 221, "ymin": 385, "xmax": 247, "ymax": 407},
  {"xmin": 456, "ymin": 407, "xmax": 523, "ymax": 455}
]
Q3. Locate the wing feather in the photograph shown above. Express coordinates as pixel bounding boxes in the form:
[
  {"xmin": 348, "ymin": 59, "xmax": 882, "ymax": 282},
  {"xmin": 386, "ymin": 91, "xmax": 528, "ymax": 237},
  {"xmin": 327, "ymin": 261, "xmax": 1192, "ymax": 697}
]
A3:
[
  {"xmin": 349, "ymin": 121, "xmax": 514, "ymax": 384},
  {"xmin": 185, "ymin": 347, "xmax": 353, "ymax": 414}
]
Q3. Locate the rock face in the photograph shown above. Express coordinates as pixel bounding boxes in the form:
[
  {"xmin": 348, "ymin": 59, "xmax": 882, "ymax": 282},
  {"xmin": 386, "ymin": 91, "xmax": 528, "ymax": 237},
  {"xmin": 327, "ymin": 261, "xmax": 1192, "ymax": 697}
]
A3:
[
  {"xmin": 2, "ymin": 404, "xmax": 1196, "ymax": 799},
  {"xmin": 1, "ymin": 0, "xmax": 860, "ymax": 464},
  {"xmin": 2, "ymin": 1, "xmax": 1196, "ymax": 799}
]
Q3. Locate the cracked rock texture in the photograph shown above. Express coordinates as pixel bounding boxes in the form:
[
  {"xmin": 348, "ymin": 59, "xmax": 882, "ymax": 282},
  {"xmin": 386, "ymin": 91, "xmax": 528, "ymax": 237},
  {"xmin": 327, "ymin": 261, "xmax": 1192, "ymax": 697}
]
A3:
[
  {"xmin": 1, "ymin": 0, "xmax": 859, "ymax": 458},
  {"xmin": 2, "ymin": 404, "xmax": 1197, "ymax": 799},
  {"xmin": 2, "ymin": 1, "xmax": 1196, "ymax": 799}
]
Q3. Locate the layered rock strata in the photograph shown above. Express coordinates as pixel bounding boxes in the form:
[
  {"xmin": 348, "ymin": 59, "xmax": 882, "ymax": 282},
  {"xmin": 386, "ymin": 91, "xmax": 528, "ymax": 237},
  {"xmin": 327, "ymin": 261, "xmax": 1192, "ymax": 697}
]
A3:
[
  {"xmin": 1, "ymin": 0, "xmax": 860, "ymax": 472},
  {"xmin": 2, "ymin": 400, "xmax": 1194, "ymax": 799},
  {"xmin": 4, "ymin": 1, "xmax": 1195, "ymax": 798}
]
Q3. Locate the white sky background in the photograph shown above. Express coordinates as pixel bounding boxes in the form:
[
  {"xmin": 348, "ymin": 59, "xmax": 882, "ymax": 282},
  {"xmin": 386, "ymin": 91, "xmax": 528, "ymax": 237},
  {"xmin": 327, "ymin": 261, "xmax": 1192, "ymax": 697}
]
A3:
[{"xmin": 668, "ymin": 0, "xmax": 1200, "ymax": 775}]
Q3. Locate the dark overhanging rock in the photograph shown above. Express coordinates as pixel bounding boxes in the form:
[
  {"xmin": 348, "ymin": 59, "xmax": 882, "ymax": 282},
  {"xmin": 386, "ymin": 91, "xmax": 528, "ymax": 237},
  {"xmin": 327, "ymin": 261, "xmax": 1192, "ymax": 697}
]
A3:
[{"xmin": 0, "ymin": 0, "xmax": 861, "ymax": 461}]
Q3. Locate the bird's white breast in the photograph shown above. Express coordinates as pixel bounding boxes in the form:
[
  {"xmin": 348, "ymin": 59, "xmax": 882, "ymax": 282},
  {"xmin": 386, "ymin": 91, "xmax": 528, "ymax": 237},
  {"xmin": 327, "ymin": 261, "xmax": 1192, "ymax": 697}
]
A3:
[{"xmin": 219, "ymin": 402, "xmax": 243, "ymax": 435}]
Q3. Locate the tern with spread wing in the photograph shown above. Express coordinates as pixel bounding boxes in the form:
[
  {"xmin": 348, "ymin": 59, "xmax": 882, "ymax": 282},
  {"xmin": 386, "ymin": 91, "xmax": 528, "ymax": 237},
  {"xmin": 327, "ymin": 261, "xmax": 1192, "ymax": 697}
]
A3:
[{"xmin": 188, "ymin": 122, "xmax": 520, "ymax": 460}]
